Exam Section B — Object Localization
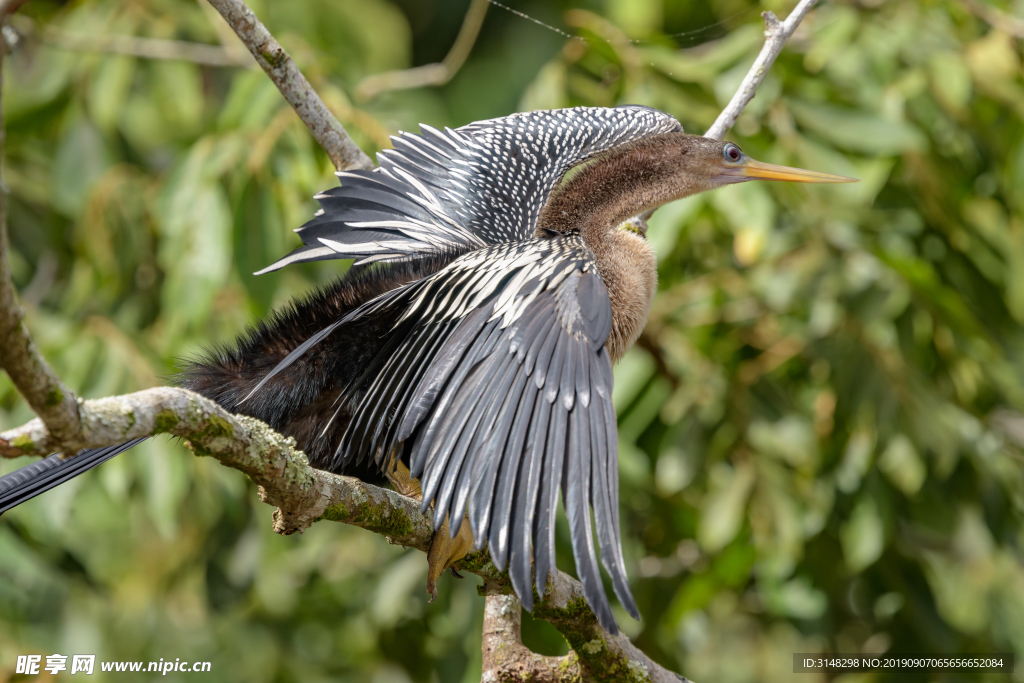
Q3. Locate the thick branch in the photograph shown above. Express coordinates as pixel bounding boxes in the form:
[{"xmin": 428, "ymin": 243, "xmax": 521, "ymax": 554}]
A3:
[
  {"xmin": 355, "ymin": 0, "xmax": 489, "ymax": 100},
  {"xmin": 529, "ymin": 573, "xmax": 689, "ymax": 683},
  {"xmin": 0, "ymin": 387, "xmax": 436, "ymax": 540},
  {"xmin": 0, "ymin": 8, "xmax": 81, "ymax": 445},
  {"xmin": 1, "ymin": 387, "xmax": 687, "ymax": 682},
  {"xmin": 704, "ymin": 0, "xmax": 819, "ymax": 140},
  {"xmin": 479, "ymin": 576, "xmax": 691, "ymax": 683},
  {"xmin": 480, "ymin": 591, "xmax": 578, "ymax": 683},
  {"xmin": 204, "ymin": 0, "xmax": 373, "ymax": 171}
]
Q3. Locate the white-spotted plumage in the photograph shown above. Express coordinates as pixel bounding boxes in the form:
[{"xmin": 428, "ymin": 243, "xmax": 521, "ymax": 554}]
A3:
[{"xmin": 255, "ymin": 106, "xmax": 681, "ymax": 273}]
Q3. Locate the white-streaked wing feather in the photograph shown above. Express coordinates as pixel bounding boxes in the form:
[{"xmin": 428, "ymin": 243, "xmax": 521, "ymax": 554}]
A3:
[{"xmin": 256, "ymin": 106, "xmax": 681, "ymax": 273}]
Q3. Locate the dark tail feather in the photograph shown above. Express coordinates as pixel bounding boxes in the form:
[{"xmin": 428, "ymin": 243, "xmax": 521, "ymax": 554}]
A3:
[{"xmin": 0, "ymin": 438, "xmax": 147, "ymax": 515}]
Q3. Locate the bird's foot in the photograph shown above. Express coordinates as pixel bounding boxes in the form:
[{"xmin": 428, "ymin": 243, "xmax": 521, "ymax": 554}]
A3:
[
  {"xmin": 382, "ymin": 453, "xmax": 474, "ymax": 601},
  {"xmin": 384, "ymin": 457, "xmax": 422, "ymax": 499},
  {"xmin": 426, "ymin": 514, "xmax": 475, "ymax": 602}
]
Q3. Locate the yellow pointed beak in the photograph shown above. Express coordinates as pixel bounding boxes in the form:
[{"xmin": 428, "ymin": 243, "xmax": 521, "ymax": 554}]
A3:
[{"xmin": 739, "ymin": 158, "xmax": 858, "ymax": 183}]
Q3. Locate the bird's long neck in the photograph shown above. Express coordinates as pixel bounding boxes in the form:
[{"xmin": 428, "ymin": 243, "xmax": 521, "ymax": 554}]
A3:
[
  {"xmin": 534, "ymin": 134, "xmax": 712, "ymax": 362},
  {"xmin": 534, "ymin": 133, "xmax": 710, "ymax": 241}
]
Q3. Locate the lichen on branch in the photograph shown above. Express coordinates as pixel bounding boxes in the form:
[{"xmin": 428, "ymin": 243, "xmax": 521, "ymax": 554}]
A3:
[{"xmin": 0, "ymin": 385, "xmax": 687, "ymax": 682}]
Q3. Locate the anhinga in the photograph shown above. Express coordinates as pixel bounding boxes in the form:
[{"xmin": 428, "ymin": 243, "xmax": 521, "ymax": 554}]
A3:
[{"xmin": 0, "ymin": 106, "xmax": 853, "ymax": 633}]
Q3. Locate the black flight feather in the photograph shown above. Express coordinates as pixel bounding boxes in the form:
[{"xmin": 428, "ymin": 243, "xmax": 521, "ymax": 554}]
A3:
[{"xmin": 0, "ymin": 440, "xmax": 148, "ymax": 514}]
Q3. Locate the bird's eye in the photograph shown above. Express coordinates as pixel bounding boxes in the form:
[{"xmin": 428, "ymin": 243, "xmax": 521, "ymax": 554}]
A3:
[{"xmin": 723, "ymin": 144, "xmax": 742, "ymax": 162}]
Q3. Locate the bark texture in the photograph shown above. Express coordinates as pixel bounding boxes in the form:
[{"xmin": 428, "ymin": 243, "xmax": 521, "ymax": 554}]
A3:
[
  {"xmin": 0, "ymin": 387, "xmax": 689, "ymax": 682},
  {"xmin": 0, "ymin": 5, "xmax": 82, "ymax": 446}
]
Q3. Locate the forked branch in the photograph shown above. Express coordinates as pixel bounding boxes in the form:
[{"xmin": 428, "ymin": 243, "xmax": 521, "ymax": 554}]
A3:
[
  {"xmin": 205, "ymin": 0, "xmax": 374, "ymax": 171},
  {"xmin": 355, "ymin": 0, "xmax": 489, "ymax": 100},
  {"xmin": 705, "ymin": 0, "xmax": 820, "ymax": 140}
]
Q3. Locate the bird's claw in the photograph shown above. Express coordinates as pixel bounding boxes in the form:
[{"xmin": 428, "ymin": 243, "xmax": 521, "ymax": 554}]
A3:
[
  {"xmin": 383, "ymin": 453, "xmax": 473, "ymax": 602},
  {"xmin": 426, "ymin": 514, "xmax": 474, "ymax": 601},
  {"xmin": 449, "ymin": 567, "xmax": 464, "ymax": 579}
]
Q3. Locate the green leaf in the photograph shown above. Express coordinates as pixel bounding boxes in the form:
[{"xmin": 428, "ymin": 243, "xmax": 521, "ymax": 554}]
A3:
[
  {"xmin": 788, "ymin": 100, "xmax": 927, "ymax": 155},
  {"xmin": 697, "ymin": 461, "xmax": 755, "ymax": 553},
  {"xmin": 763, "ymin": 576, "xmax": 828, "ymax": 620},
  {"xmin": 929, "ymin": 51, "xmax": 972, "ymax": 114},
  {"xmin": 748, "ymin": 416, "xmax": 818, "ymax": 469},
  {"xmin": 878, "ymin": 434, "xmax": 926, "ymax": 496},
  {"xmin": 841, "ymin": 496, "xmax": 885, "ymax": 572},
  {"xmin": 643, "ymin": 24, "xmax": 763, "ymax": 87},
  {"xmin": 51, "ymin": 113, "xmax": 113, "ymax": 217},
  {"xmin": 88, "ymin": 56, "xmax": 136, "ymax": 133},
  {"xmin": 155, "ymin": 141, "xmax": 235, "ymax": 339}
]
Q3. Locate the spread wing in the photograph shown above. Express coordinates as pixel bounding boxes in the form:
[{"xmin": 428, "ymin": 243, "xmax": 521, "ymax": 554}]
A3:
[
  {"xmin": 256, "ymin": 106, "xmax": 681, "ymax": 273},
  {"xmin": 251, "ymin": 235, "xmax": 633, "ymax": 633}
]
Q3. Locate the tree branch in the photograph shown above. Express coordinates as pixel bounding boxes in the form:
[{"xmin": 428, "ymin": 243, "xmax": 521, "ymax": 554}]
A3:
[
  {"xmin": 204, "ymin": 0, "xmax": 374, "ymax": 171},
  {"xmin": 0, "ymin": 5, "xmax": 82, "ymax": 446},
  {"xmin": 1, "ymin": 387, "xmax": 688, "ymax": 682},
  {"xmin": 704, "ymin": 0, "xmax": 819, "ymax": 140},
  {"xmin": 480, "ymin": 591, "xmax": 578, "ymax": 682},
  {"xmin": 355, "ymin": 0, "xmax": 489, "ymax": 101},
  {"xmin": 0, "ymin": 387, "xmax": 432, "ymax": 539}
]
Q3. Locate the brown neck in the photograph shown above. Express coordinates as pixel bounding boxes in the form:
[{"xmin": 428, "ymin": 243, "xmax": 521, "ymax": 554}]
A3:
[
  {"xmin": 534, "ymin": 132, "xmax": 718, "ymax": 241},
  {"xmin": 532, "ymin": 133, "xmax": 725, "ymax": 363}
]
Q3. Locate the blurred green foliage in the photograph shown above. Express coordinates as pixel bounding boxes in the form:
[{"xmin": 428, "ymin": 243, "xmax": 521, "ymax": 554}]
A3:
[{"xmin": 1, "ymin": 0, "xmax": 1024, "ymax": 681}]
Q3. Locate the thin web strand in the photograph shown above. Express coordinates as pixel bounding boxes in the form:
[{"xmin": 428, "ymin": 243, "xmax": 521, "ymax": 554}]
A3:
[
  {"xmin": 485, "ymin": 0, "xmax": 759, "ymax": 48},
  {"xmin": 487, "ymin": 0, "xmax": 580, "ymax": 42}
]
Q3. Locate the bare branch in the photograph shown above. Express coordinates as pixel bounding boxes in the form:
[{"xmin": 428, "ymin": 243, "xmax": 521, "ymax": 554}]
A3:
[
  {"xmin": 204, "ymin": 0, "xmax": 374, "ymax": 171},
  {"xmin": 704, "ymin": 0, "xmax": 819, "ymax": 140},
  {"xmin": 960, "ymin": 0, "xmax": 1024, "ymax": 39},
  {"xmin": 0, "ymin": 12, "xmax": 82, "ymax": 446},
  {"xmin": 12, "ymin": 16, "xmax": 254, "ymax": 67},
  {"xmin": 480, "ymin": 590, "xmax": 578, "ymax": 682},
  {"xmin": 355, "ymin": 0, "xmax": 489, "ymax": 100},
  {"xmin": 531, "ymin": 572, "xmax": 690, "ymax": 683}
]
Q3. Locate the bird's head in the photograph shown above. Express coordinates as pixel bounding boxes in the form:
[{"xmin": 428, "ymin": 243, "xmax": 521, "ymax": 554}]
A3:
[
  {"xmin": 539, "ymin": 132, "xmax": 856, "ymax": 239},
  {"xmin": 668, "ymin": 134, "xmax": 856, "ymax": 189},
  {"xmin": 610, "ymin": 133, "xmax": 856, "ymax": 204}
]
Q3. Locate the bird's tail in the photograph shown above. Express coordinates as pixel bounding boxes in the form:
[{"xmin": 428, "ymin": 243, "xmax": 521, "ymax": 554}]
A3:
[{"xmin": 0, "ymin": 438, "xmax": 147, "ymax": 515}]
